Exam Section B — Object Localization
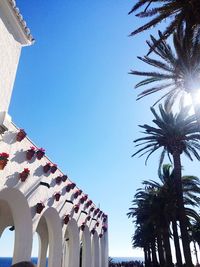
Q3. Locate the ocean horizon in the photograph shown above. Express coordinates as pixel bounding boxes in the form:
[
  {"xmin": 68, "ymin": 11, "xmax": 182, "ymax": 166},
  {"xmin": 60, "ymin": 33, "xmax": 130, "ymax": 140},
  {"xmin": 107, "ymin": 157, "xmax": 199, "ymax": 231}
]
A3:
[
  {"xmin": 0, "ymin": 256, "xmax": 143, "ymax": 266},
  {"xmin": 112, "ymin": 257, "xmax": 144, "ymax": 263},
  {"xmin": 0, "ymin": 258, "xmax": 45, "ymax": 267}
]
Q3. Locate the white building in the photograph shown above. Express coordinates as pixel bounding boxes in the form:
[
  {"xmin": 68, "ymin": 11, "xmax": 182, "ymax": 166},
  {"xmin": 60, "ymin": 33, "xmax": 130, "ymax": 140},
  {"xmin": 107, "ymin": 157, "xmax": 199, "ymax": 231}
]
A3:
[{"xmin": 0, "ymin": 1, "xmax": 108, "ymax": 266}]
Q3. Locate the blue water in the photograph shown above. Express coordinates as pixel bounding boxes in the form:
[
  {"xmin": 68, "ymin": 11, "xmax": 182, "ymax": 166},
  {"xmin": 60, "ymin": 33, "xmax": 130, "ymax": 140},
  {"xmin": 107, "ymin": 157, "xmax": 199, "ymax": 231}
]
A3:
[
  {"xmin": 0, "ymin": 258, "xmax": 47, "ymax": 267},
  {"xmin": 112, "ymin": 257, "xmax": 144, "ymax": 263}
]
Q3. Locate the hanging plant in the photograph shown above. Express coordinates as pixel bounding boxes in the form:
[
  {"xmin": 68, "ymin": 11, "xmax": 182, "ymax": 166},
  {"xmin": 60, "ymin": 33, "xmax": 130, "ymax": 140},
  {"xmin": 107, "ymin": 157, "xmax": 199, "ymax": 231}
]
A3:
[
  {"xmin": 63, "ymin": 214, "xmax": 70, "ymax": 224},
  {"xmin": 36, "ymin": 202, "xmax": 45, "ymax": 214},
  {"xmin": 74, "ymin": 189, "xmax": 80, "ymax": 199},
  {"xmin": 26, "ymin": 147, "xmax": 35, "ymax": 160},
  {"xmin": 54, "ymin": 192, "xmax": 61, "ymax": 201},
  {"xmin": 90, "ymin": 206, "xmax": 95, "ymax": 212},
  {"xmin": 99, "ymin": 233, "xmax": 103, "ymax": 238},
  {"xmin": 86, "ymin": 200, "xmax": 92, "ymax": 208},
  {"xmin": 36, "ymin": 148, "xmax": 45, "ymax": 160},
  {"xmin": 71, "ymin": 182, "xmax": 76, "ymax": 189},
  {"xmin": 66, "ymin": 184, "xmax": 72, "ymax": 192},
  {"xmin": 19, "ymin": 168, "xmax": 30, "ymax": 182},
  {"xmin": 102, "ymin": 225, "xmax": 107, "ymax": 232},
  {"xmin": 51, "ymin": 164, "xmax": 57, "ymax": 174},
  {"xmin": 0, "ymin": 153, "xmax": 9, "ymax": 170},
  {"xmin": 55, "ymin": 176, "xmax": 62, "ymax": 184},
  {"xmin": 80, "ymin": 223, "xmax": 85, "ymax": 231},
  {"xmin": 103, "ymin": 215, "xmax": 108, "ymax": 223},
  {"xmin": 62, "ymin": 175, "xmax": 68, "ymax": 182},
  {"xmin": 74, "ymin": 204, "xmax": 80, "ymax": 213},
  {"xmin": 43, "ymin": 163, "xmax": 51, "ymax": 173},
  {"xmin": 91, "ymin": 228, "xmax": 95, "ymax": 235},
  {"xmin": 80, "ymin": 196, "xmax": 86, "ymax": 204},
  {"xmin": 16, "ymin": 129, "xmax": 26, "ymax": 142}
]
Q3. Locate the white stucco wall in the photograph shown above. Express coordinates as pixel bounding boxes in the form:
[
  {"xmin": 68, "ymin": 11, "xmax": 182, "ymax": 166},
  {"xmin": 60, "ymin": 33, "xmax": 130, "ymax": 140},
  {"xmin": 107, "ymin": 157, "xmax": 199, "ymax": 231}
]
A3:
[{"xmin": 0, "ymin": 1, "xmax": 31, "ymax": 113}]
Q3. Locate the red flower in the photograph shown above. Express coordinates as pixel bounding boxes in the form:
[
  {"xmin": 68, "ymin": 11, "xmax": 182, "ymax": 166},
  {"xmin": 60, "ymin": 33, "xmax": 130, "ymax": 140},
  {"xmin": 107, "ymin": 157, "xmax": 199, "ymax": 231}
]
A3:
[{"xmin": 0, "ymin": 153, "xmax": 9, "ymax": 159}]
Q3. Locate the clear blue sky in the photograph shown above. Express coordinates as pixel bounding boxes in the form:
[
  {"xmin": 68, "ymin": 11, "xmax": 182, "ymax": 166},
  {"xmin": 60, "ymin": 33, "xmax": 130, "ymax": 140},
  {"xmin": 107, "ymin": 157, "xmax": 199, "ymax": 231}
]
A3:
[{"xmin": 1, "ymin": 0, "xmax": 199, "ymax": 259}]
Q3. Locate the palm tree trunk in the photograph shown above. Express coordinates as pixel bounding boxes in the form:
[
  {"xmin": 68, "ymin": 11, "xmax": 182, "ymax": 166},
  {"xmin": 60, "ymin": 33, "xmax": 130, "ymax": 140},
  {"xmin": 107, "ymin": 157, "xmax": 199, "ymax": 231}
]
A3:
[
  {"xmin": 162, "ymin": 227, "xmax": 173, "ymax": 267},
  {"xmin": 193, "ymin": 241, "xmax": 199, "ymax": 265},
  {"xmin": 173, "ymin": 152, "xmax": 193, "ymax": 267},
  {"xmin": 157, "ymin": 230, "xmax": 165, "ymax": 266},
  {"xmin": 144, "ymin": 247, "xmax": 149, "ymax": 266},
  {"xmin": 171, "ymin": 218, "xmax": 183, "ymax": 266},
  {"xmin": 147, "ymin": 244, "xmax": 152, "ymax": 267},
  {"xmin": 151, "ymin": 238, "xmax": 158, "ymax": 266}
]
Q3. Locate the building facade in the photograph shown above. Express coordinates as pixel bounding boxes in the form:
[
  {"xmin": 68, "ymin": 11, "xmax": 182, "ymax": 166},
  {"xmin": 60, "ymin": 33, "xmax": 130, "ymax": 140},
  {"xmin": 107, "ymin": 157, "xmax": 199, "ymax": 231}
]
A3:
[{"xmin": 0, "ymin": 1, "xmax": 108, "ymax": 266}]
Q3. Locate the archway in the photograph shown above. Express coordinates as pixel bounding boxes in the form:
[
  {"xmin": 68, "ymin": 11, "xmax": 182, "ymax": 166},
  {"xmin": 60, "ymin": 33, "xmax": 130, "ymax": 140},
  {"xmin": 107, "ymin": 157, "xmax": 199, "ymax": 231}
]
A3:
[
  {"xmin": 63, "ymin": 218, "xmax": 80, "ymax": 267},
  {"xmin": 0, "ymin": 188, "xmax": 32, "ymax": 264},
  {"xmin": 35, "ymin": 207, "xmax": 62, "ymax": 267}
]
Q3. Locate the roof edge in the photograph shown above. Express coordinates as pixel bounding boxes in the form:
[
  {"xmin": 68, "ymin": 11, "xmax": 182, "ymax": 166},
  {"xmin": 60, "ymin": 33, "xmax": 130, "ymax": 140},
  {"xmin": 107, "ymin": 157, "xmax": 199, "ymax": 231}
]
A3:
[{"xmin": 7, "ymin": 0, "xmax": 35, "ymax": 44}]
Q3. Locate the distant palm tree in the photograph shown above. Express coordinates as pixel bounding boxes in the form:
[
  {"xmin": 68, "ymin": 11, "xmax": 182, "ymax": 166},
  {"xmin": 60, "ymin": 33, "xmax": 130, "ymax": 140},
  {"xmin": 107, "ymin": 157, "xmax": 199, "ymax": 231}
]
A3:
[
  {"xmin": 130, "ymin": 27, "xmax": 200, "ymax": 130},
  {"xmin": 128, "ymin": 164, "xmax": 200, "ymax": 267},
  {"xmin": 133, "ymin": 104, "xmax": 200, "ymax": 266},
  {"xmin": 144, "ymin": 164, "xmax": 200, "ymax": 266},
  {"xmin": 129, "ymin": 0, "xmax": 200, "ymax": 46}
]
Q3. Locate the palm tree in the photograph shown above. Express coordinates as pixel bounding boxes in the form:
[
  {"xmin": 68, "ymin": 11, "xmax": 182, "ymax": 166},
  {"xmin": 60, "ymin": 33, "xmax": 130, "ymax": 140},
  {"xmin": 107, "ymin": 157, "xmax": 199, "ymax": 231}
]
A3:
[
  {"xmin": 132, "ymin": 104, "xmax": 200, "ymax": 266},
  {"xmin": 128, "ymin": 188, "xmax": 166, "ymax": 266},
  {"xmin": 130, "ymin": 27, "xmax": 200, "ymax": 130},
  {"xmin": 128, "ymin": 0, "xmax": 200, "ymax": 45},
  {"xmin": 144, "ymin": 164, "xmax": 200, "ymax": 266}
]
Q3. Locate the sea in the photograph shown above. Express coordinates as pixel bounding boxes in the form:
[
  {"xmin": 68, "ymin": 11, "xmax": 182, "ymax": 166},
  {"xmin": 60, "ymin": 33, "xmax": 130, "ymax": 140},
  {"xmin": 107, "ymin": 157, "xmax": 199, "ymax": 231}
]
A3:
[
  {"xmin": 0, "ymin": 258, "xmax": 46, "ymax": 267},
  {"xmin": 112, "ymin": 257, "xmax": 144, "ymax": 263},
  {"xmin": 0, "ymin": 257, "xmax": 143, "ymax": 266}
]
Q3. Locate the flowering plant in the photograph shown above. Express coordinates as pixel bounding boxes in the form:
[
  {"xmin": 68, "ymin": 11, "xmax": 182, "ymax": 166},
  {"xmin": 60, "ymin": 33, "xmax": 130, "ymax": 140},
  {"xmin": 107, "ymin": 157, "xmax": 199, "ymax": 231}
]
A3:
[
  {"xmin": 62, "ymin": 175, "xmax": 68, "ymax": 182},
  {"xmin": 0, "ymin": 153, "xmax": 9, "ymax": 161},
  {"xmin": 63, "ymin": 214, "xmax": 70, "ymax": 224},
  {"xmin": 19, "ymin": 168, "xmax": 30, "ymax": 182},
  {"xmin": 54, "ymin": 192, "xmax": 61, "ymax": 201},
  {"xmin": 74, "ymin": 204, "xmax": 80, "ymax": 213},
  {"xmin": 51, "ymin": 164, "xmax": 57, "ymax": 174},
  {"xmin": 36, "ymin": 148, "xmax": 45, "ymax": 160},
  {"xmin": 55, "ymin": 176, "xmax": 62, "ymax": 184},
  {"xmin": 0, "ymin": 153, "xmax": 9, "ymax": 170},
  {"xmin": 102, "ymin": 224, "xmax": 108, "ymax": 232},
  {"xmin": 43, "ymin": 162, "xmax": 51, "ymax": 173},
  {"xmin": 71, "ymin": 182, "xmax": 76, "ymax": 189},
  {"xmin": 80, "ymin": 223, "xmax": 85, "ymax": 231},
  {"xmin": 66, "ymin": 184, "xmax": 72, "ymax": 192},
  {"xmin": 91, "ymin": 228, "xmax": 95, "ymax": 235},
  {"xmin": 74, "ymin": 190, "xmax": 79, "ymax": 199},
  {"xmin": 26, "ymin": 147, "xmax": 36, "ymax": 160},
  {"xmin": 36, "ymin": 202, "xmax": 45, "ymax": 214},
  {"xmin": 16, "ymin": 129, "xmax": 27, "ymax": 141}
]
